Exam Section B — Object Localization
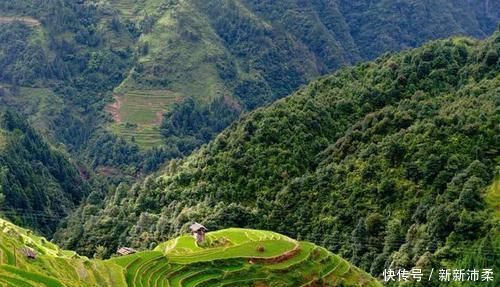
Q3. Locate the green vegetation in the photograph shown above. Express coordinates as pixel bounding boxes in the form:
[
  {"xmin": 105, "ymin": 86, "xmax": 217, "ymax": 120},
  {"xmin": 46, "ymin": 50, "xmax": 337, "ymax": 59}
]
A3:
[
  {"xmin": 157, "ymin": 229, "xmax": 297, "ymax": 263},
  {"xmin": 485, "ymin": 179, "xmax": 500, "ymax": 219},
  {"xmin": 0, "ymin": 131, "xmax": 5, "ymax": 151},
  {"xmin": 107, "ymin": 89, "xmax": 181, "ymax": 148},
  {"xmin": 109, "ymin": 124, "xmax": 165, "ymax": 149},
  {"xmin": 0, "ymin": 0, "xmax": 497, "ymax": 175},
  {"xmin": 0, "ymin": 0, "xmax": 139, "ymax": 172},
  {"xmin": 0, "ymin": 0, "xmax": 498, "ymax": 176},
  {"xmin": 111, "ymin": 90, "xmax": 180, "ymax": 125},
  {"xmin": 0, "ymin": 2, "xmax": 498, "ymax": 285},
  {"xmin": 0, "ymin": 110, "xmax": 89, "ymax": 235},
  {"xmin": 0, "ymin": 85, "xmax": 66, "ymax": 141},
  {"xmin": 0, "ymin": 217, "xmax": 126, "ymax": 286},
  {"xmin": 160, "ymin": 96, "xmax": 242, "ymax": 154},
  {"xmin": 0, "ymin": 218, "xmax": 380, "ymax": 286},
  {"xmin": 59, "ymin": 31, "xmax": 500, "ymax": 286},
  {"xmin": 105, "ymin": 0, "xmax": 499, "ymax": 153}
]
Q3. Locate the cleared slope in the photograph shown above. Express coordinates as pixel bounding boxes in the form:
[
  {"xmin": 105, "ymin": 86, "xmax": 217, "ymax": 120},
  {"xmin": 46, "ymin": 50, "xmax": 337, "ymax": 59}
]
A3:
[{"xmin": 0, "ymin": 218, "xmax": 381, "ymax": 286}]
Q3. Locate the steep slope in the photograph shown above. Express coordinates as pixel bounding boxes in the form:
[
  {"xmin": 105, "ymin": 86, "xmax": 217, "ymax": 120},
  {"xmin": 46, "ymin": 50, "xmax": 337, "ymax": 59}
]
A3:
[
  {"xmin": 58, "ymin": 31, "xmax": 500, "ymax": 282},
  {"xmin": 0, "ymin": 110, "xmax": 89, "ymax": 236},
  {"xmin": 106, "ymin": 0, "xmax": 499, "ymax": 153},
  {"xmin": 1, "ymin": 0, "xmax": 498, "ymax": 177},
  {"xmin": 0, "ymin": 218, "xmax": 381, "ymax": 286},
  {"xmin": 337, "ymin": 0, "xmax": 499, "ymax": 59},
  {"xmin": 0, "ymin": 0, "xmax": 134, "ymax": 148},
  {"xmin": 0, "ymin": 0, "xmax": 159, "ymax": 177}
]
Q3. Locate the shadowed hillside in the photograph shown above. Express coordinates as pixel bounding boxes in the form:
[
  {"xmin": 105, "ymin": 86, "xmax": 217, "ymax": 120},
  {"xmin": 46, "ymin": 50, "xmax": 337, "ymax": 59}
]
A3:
[{"xmin": 0, "ymin": 110, "xmax": 89, "ymax": 235}]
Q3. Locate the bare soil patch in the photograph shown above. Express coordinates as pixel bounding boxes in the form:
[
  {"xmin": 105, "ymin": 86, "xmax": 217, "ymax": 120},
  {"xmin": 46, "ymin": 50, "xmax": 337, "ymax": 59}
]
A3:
[
  {"xmin": 106, "ymin": 95, "xmax": 123, "ymax": 123},
  {"xmin": 0, "ymin": 16, "xmax": 41, "ymax": 27}
]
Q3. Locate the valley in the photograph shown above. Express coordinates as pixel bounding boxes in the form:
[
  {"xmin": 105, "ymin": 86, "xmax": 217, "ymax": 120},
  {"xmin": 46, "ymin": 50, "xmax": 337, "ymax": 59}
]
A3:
[
  {"xmin": 0, "ymin": 1, "xmax": 498, "ymax": 286},
  {"xmin": 56, "ymin": 31, "xmax": 500, "ymax": 285},
  {"xmin": 103, "ymin": 0, "xmax": 500, "ymax": 149}
]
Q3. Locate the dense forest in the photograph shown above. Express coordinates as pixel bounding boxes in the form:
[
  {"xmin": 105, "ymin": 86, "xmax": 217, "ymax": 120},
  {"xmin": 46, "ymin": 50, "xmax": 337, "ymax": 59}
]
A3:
[
  {"xmin": 0, "ymin": 0, "xmax": 178, "ymax": 177},
  {"xmin": 55, "ymin": 31, "xmax": 500, "ymax": 285},
  {"xmin": 120, "ymin": 0, "xmax": 499, "ymax": 157},
  {"xmin": 0, "ymin": 110, "xmax": 89, "ymax": 235},
  {"xmin": 0, "ymin": 1, "xmax": 499, "ymax": 285},
  {"xmin": 2, "ymin": 0, "xmax": 498, "ymax": 180},
  {"xmin": 0, "ymin": 0, "xmax": 132, "ymax": 150}
]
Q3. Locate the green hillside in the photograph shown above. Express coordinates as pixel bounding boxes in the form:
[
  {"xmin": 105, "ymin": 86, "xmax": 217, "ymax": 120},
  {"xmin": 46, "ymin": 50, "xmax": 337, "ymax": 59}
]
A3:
[
  {"xmin": 0, "ymin": 110, "xmax": 89, "ymax": 236},
  {"xmin": 0, "ymin": 0, "xmax": 498, "ymax": 176},
  {"xmin": 0, "ymin": 0, "xmax": 145, "ymax": 174},
  {"xmin": 57, "ymin": 31, "xmax": 500, "ymax": 284},
  {"xmin": 0, "ymin": 218, "xmax": 381, "ymax": 286},
  {"xmin": 105, "ymin": 0, "xmax": 499, "ymax": 151}
]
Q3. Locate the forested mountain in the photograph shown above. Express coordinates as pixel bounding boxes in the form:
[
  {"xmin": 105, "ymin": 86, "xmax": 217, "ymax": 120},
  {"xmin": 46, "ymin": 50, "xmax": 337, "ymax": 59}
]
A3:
[
  {"xmin": 1, "ymin": 0, "xmax": 498, "ymax": 179},
  {"xmin": 0, "ymin": 0, "xmax": 176, "ymax": 177},
  {"xmin": 0, "ymin": 0, "xmax": 133, "ymax": 147},
  {"xmin": 0, "ymin": 110, "xmax": 89, "ymax": 235},
  {"xmin": 111, "ymin": 0, "xmax": 500, "ymax": 156},
  {"xmin": 0, "ymin": 1, "xmax": 498, "ymax": 285},
  {"xmin": 55, "ymin": 31, "xmax": 500, "ymax": 285}
]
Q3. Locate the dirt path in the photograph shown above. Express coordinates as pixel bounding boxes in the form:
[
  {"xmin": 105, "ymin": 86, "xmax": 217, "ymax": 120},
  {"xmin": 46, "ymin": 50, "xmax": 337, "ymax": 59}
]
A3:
[
  {"xmin": 106, "ymin": 95, "xmax": 123, "ymax": 123},
  {"xmin": 0, "ymin": 16, "xmax": 41, "ymax": 27},
  {"xmin": 154, "ymin": 111, "xmax": 165, "ymax": 125}
]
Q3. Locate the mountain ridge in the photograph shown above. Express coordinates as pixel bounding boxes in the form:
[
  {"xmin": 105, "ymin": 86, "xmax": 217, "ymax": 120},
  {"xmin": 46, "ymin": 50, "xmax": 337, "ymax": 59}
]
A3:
[
  {"xmin": 108, "ymin": 0, "xmax": 499, "ymax": 149},
  {"xmin": 1, "ymin": 0, "xmax": 498, "ymax": 178},
  {"xmin": 56, "ymin": 31, "xmax": 499, "ymax": 284}
]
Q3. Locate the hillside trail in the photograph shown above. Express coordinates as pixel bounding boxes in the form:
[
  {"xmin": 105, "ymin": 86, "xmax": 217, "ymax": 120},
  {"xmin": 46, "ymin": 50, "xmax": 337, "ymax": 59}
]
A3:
[
  {"xmin": 0, "ymin": 16, "xmax": 41, "ymax": 26},
  {"xmin": 106, "ymin": 95, "xmax": 123, "ymax": 123}
]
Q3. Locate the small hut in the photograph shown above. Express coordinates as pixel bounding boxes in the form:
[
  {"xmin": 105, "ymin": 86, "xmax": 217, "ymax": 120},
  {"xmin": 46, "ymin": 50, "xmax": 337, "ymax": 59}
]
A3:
[
  {"xmin": 116, "ymin": 247, "xmax": 137, "ymax": 256},
  {"xmin": 20, "ymin": 247, "xmax": 37, "ymax": 259},
  {"xmin": 189, "ymin": 223, "xmax": 207, "ymax": 243}
]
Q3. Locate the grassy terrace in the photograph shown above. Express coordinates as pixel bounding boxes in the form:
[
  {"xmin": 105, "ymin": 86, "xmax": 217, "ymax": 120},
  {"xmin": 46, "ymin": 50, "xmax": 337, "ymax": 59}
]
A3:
[
  {"xmin": 0, "ymin": 220, "xmax": 381, "ymax": 286},
  {"xmin": 155, "ymin": 229, "xmax": 298, "ymax": 264},
  {"xmin": 485, "ymin": 179, "xmax": 500, "ymax": 219},
  {"xmin": 106, "ymin": 0, "xmax": 229, "ymax": 150},
  {"xmin": 106, "ymin": 90, "xmax": 182, "ymax": 149},
  {"xmin": 108, "ymin": 0, "xmax": 140, "ymax": 20},
  {"xmin": 0, "ymin": 130, "xmax": 6, "ymax": 151}
]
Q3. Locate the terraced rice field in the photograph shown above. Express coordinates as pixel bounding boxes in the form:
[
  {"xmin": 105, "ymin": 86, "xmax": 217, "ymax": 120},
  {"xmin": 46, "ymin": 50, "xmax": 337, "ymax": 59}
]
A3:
[
  {"xmin": 109, "ymin": 90, "xmax": 181, "ymax": 125},
  {"xmin": 0, "ymin": 131, "xmax": 6, "ymax": 151},
  {"xmin": 108, "ymin": 0, "xmax": 140, "ymax": 20},
  {"xmin": 106, "ymin": 90, "xmax": 182, "ymax": 148},
  {"xmin": 0, "ymin": 219, "xmax": 382, "ymax": 286},
  {"xmin": 109, "ymin": 123, "xmax": 165, "ymax": 149}
]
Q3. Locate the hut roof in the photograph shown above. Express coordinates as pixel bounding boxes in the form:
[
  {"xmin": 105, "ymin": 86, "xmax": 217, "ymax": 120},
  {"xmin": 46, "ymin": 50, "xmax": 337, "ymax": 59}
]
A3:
[
  {"xmin": 189, "ymin": 222, "xmax": 207, "ymax": 232},
  {"xmin": 20, "ymin": 247, "xmax": 37, "ymax": 259},
  {"xmin": 117, "ymin": 247, "xmax": 137, "ymax": 256}
]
